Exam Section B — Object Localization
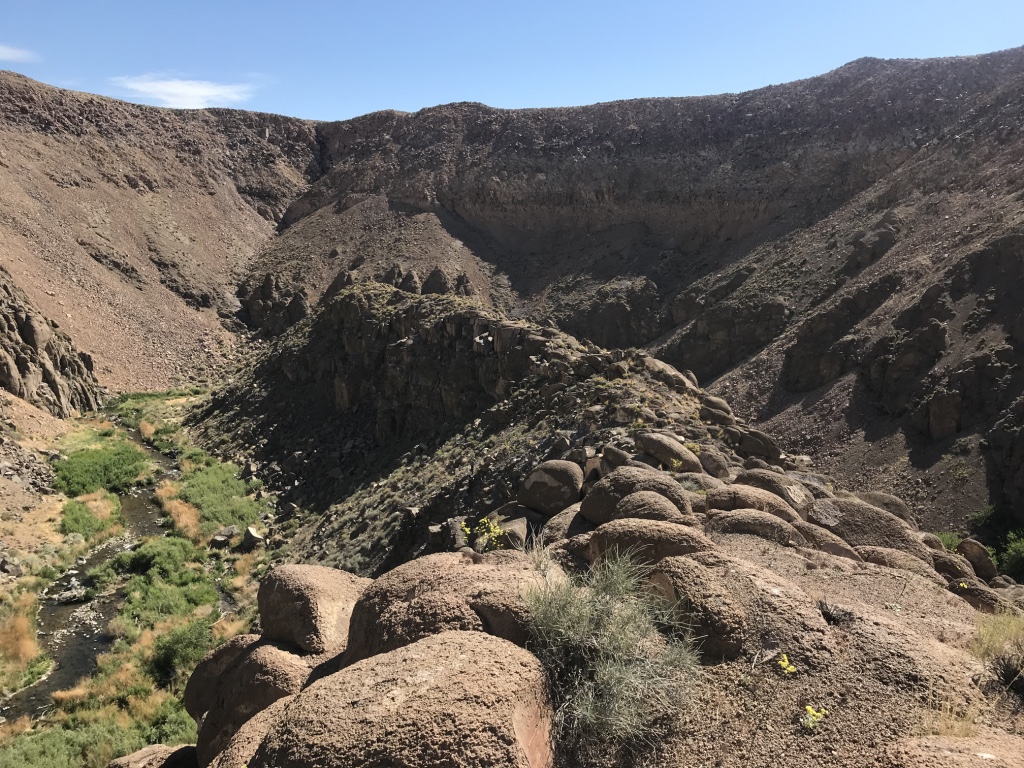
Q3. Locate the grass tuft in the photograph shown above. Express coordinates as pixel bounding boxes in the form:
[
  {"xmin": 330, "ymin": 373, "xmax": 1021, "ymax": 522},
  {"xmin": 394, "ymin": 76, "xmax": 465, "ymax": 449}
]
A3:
[{"xmin": 525, "ymin": 550, "xmax": 697, "ymax": 764}]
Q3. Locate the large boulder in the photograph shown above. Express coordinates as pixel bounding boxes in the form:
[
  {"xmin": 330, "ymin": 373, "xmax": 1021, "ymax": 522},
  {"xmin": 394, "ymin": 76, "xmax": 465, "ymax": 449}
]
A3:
[
  {"xmin": 855, "ymin": 491, "xmax": 917, "ymax": 529},
  {"xmin": 954, "ymin": 539, "xmax": 999, "ymax": 582},
  {"xmin": 947, "ymin": 579, "xmax": 1018, "ymax": 614},
  {"xmin": 706, "ymin": 485, "xmax": 802, "ymax": 523},
  {"xmin": 209, "ymin": 696, "xmax": 294, "ymax": 768},
  {"xmin": 930, "ymin": 549, "xmax": 977, "ymax": 583},
  {"xmin": 706, "ymin": 509, "xmax": 807, "ymax": 547},
  {"xmin": 183, "ymin": 634, "xmax": 260, "ymax": 720},
  {"xmin": 517, "ymin": 460, "xmax": 584, "ymax": 516},
  {"xmin": 612, "ymin": 491, "xmax": 699, "ymax": 525},
  {"xmin": 579, "ymin": 466, "xmax": 692, "ymax": 525},
  {"xmin": 697, "ymin": 445, "xmax": 732, "ymax": 479},
  {"xmin": 257, "ymin": 565, "xmax": 372, "ymax": 655},
  {"xmin": 674, "ymin": 472, "xmax": 726, "ymax": 492},
  {"xmin": 854, "ymin": 546, "xmax": 946, "ymax": 586},
  {"xmin": 248, "ymin": 631, "xmax": 553, "ymax": 768},
  {"xmin": 588, "ymin": 518, "xmax": 715, "ymax": 564},
  {"xmin": 538, "ymin": 503, "xmax": 593, "ymax": 546},
  {"xmin": 791, "ymin": 521, "xmax": 863, "ymax": 561},
  {"xmin": 633, "ymin": 433, "xmax": 702, "ymax": 473},
  {"xmin": 806, "ymin": 498, "xmax": 932, "ymax": 562},
  {"xmin": 196, "ymin": 642, "xmax": 312, "ymax": 767},
  {"xmin": 648, "ymin": 556, "xmax": 746, "ymax": 661},
  {"xmin": 651, "ymin": 550, "xmax": 830, "ymax": 664},
  {"xmin": 733, "ymin": 469, "xmax": 813, "ymax": 514},
  {"xmin": 344, "ymin": 551, "xmax": 546, "ymax": 664}
]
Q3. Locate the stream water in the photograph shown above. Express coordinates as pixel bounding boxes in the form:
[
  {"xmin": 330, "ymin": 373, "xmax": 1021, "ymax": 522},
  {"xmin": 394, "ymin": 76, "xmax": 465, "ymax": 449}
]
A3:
[{"xmin": 1, "ymin": 435, "xmax": 175, "ymax": 721}]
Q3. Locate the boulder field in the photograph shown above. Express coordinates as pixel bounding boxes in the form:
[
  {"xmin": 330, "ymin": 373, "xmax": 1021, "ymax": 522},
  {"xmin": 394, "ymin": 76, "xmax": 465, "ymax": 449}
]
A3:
[{"xmin": 114, "ymin": 430, "xmax": 1024, "ymax": 768}]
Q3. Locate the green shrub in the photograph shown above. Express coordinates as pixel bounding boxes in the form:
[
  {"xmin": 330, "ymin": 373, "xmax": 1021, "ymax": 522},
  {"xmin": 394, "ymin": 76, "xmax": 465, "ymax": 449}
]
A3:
[
  {"xmin": 969, "ymin": 504, "xmax": 996, "ymax": 529},
  {"xmin": 935, "ymin": 531, "xmax": 963, "ymax": 551},
  {"xmin": 97, "ymin": 537, "xmax": 203, "ymax": 583},
  {"xmin": 53, "ymin": 443, "xmax": 147, "ymax": 497},
  {"xmin": 60, "ymin": 494, "xmax": 121, "ymax": 541},
  {"xmin": 1001, "ymin": 532, "xmax": 1024, "ymax": 580},
  {"xmin": 177, "ymin": 463, "xmax": 262, "ymax": 534},
  {"xmin": 0, "ymin": 721, "xmax": 146, "ymax": 768},
  {"xmin": 525, "ymin": 551, "xmax": 696, "ymax": 762},
  {"xmin": 147, "ymin": 617, "xmax": 217, "ymax": 690}
]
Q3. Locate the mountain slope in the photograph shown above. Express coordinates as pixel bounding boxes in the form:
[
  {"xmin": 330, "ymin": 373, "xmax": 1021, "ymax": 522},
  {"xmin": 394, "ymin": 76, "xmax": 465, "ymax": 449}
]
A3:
[{"xmin": 0, "ymin": 71, "xmax": 321, "ymax": 390}]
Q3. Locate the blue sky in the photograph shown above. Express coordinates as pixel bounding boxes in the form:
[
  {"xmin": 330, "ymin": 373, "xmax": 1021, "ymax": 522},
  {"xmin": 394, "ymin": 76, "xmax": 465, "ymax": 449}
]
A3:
[{"xmin": 1, "ymin": 0, "xmax": 1022, "ymax": 121}]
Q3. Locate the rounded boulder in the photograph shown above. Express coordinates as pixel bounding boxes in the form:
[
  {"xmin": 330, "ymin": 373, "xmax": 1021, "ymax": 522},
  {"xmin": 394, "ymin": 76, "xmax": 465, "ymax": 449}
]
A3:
[
  {"xmin": 248, "ymin": 631, "xmax": 553, "ymax": 768},
  {"xmin": 517, "ymin": 460, "xmax": 584, "ymax": 516},
  {"xmin": 257, "ymin": 564, "xmax": 372, "ymax": 655},
  {"xmin": 807, "ymin": 498, "xmax": 932, "ymax": 562},
  {"xmin": 706, "ymin": 485, "xmax": 802, "ymax": 523},
  {"xmin": 580, "ymin": 466, "xmax": 692, "ymax": 525},
  {"xmin": 344, "ymin": 551, "xmax": 547, "ymax": 664},
  {"xmin": 588, "ymin": 518, "xmax": 715, "ymax": 564},
  {"xmin": 633, "ymin": 433, "xmax": 702, "ymax": 473}
]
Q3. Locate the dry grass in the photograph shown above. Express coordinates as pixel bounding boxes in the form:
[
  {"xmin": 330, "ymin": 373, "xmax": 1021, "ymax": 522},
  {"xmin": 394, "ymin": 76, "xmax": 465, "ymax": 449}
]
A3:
[
  {"xmin": 212, "ymin": 614, "xmax": 248, "ymax": 641},
  {"xmin": 970, "ymin": 611, "xmax": 1024, "ymax": 663},
  {"xmin": 138, "ymin": 420, "xmax": 157, "ymax": 440},
  {"xmin": 0, "ymin": 594, "xmax": 40, "ymax": 665},
  {"xmin": 78, "ymin": 490, "xmax": 117, "ymax": 521},
  {"xmin": 920, "ymin": 695, "xmax": 982, "ymax": 737},
  {"xmin": 0, "ymin": 716, "xmax": 32, "ymax": 746},
  {"xmin": 154, "ymin": 480, "xmax": 201, "ymax": 541}
]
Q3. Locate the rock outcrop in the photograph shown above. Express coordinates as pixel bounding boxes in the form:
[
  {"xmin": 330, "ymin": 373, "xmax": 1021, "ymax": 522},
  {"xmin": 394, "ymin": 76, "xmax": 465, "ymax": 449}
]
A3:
[{"xmin": 0, "ymin": 268, "xmax": 102, "ymax": 416}]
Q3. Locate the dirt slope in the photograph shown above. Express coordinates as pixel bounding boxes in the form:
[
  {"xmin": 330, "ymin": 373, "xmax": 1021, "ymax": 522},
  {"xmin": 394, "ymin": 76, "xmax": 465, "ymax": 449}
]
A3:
[{"xmin": 0, "ymin": 71, "xmax": 320, "ymax": 391}]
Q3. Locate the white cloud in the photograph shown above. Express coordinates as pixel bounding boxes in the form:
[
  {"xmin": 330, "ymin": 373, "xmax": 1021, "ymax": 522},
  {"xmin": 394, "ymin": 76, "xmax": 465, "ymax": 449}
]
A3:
[
  {"xmin": 111, "ymin": 75, "xmax": 254, "ymax": 109},
  {"xmin": 0, "ymin": 44, "xmax": 37, "ymax": 63}
]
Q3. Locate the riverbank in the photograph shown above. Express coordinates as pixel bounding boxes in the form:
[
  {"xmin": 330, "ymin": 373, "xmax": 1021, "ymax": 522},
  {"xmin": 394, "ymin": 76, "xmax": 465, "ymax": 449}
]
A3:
[{"xmin": 0, "ymin": 392, "xmax": 274, "ymax": 768}]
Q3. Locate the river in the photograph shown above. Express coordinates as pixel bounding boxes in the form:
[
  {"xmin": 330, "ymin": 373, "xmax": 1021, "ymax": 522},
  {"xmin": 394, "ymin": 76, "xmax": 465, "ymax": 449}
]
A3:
[{"xmin": 1, "ymin": 435, "xmax": 175, "ymax": 721}]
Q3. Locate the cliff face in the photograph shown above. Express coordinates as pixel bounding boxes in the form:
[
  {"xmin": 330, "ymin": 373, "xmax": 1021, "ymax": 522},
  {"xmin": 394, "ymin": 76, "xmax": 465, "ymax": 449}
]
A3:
[
  {"xmin": 0, "ymin": 266, "xmax": 101, "ymax": 416},
  {"xmin": 227, "ymin": 48, "xmax": 1024, "ymax": 527}
]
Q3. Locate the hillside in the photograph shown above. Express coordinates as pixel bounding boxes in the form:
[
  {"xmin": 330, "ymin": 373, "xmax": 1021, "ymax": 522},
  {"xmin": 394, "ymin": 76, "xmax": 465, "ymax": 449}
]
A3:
[
  {"xmin": 0, "ymin": 71, "xmax": 320, "ymax": 391},
  {"xmin": 2, "ymin": 48, "xmax": 1024, "ymax": 768},
  {"xmin": 222, "ymin": 48, "xmax": 1024, "ymax": 533}
]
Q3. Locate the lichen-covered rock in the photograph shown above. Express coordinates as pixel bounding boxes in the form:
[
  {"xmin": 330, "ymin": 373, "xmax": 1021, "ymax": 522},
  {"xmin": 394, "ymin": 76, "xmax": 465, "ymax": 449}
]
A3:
[
  {"xmin": 807, "ymin": 498, "xmax": 932, "ymax": 562},
  {"xmin": 634, "ymin": 432, "xmax": 702, "ymax": 472},
  {"xmin": 706, "ymin": 485, "xmax": 803, "ymax": 523},
  {"xmin": 343, "ymin": 551, "xmax": 547, "ymax": 664},
  {"xmin": 248, "ymin": 631, "xmax": 553, "ymax": 768},
  {"xmin": 706, "ymin": 509, "xmax": 807, "ymax": 547},
  {"xmin": 580, "ymin": 466, "xmax": 692, "ymax": 525},
  {"xmin": 517, "ymin": 460, "xmax": 584, "ymax": 516},
  {"xmin": 588, "ymin": 518, "xmax": 715, "ymax": 564},
  {"xmin": 257, "ymin": 565, "xmax": 372, "ymax": 655}
]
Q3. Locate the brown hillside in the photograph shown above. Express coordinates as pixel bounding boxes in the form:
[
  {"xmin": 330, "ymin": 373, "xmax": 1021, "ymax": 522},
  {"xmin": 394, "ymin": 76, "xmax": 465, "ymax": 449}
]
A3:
[{"xmin": 0, "ymin": 71, "xmax": 320, "ymax": 391}]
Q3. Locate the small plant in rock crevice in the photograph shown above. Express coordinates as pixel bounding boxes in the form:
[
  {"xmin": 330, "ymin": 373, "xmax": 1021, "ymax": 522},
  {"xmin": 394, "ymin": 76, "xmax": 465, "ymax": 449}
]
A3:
[{"xmin": 524, "ymin": 550, "xmax": 697, "ymax": 766}]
